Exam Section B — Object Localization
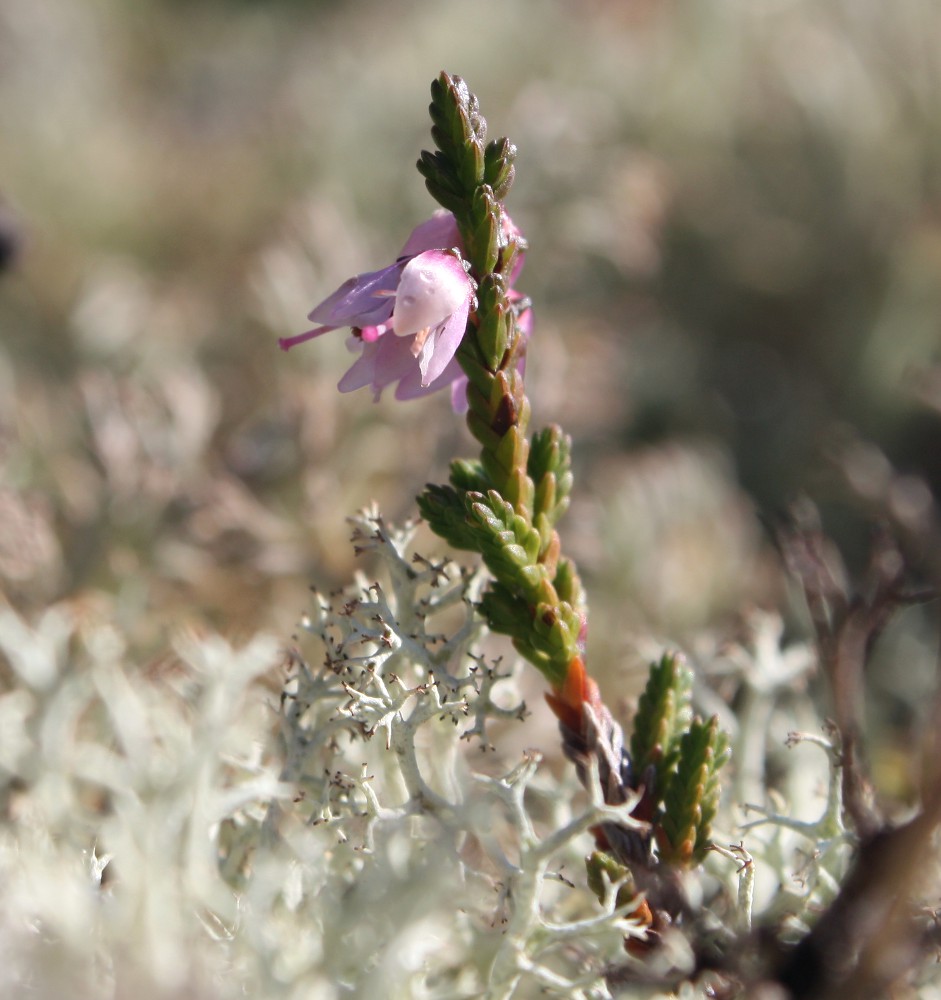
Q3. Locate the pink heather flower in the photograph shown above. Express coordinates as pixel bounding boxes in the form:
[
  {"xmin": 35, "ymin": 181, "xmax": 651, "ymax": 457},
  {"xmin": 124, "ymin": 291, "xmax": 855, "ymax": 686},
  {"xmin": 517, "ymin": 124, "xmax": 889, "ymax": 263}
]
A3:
[
  {"xmin": 336, "ymin": 249, "xmax": 475, "ymax": 400},
  {"xmin": 280, "ymin": 209, "xmax": 528, "ymax": 406}
]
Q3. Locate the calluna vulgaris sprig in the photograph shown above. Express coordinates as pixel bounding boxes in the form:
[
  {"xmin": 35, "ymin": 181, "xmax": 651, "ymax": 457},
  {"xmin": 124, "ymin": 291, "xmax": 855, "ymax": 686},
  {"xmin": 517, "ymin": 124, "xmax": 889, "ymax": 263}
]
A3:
[
  {"xmin": 414, "ymin": 71, "xmax": 731, "ymax": 930},
  {"xmin": 288, "ymin": 69, "xmax": 732, "ymax": 955}
]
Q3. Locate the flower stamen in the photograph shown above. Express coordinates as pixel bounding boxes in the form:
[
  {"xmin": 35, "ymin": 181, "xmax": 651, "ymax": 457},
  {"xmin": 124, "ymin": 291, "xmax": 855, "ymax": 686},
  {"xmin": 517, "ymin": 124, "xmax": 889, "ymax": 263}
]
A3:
[{"xmin": 411, "ymin": 327, "xmax": 433, "ymax": 358}]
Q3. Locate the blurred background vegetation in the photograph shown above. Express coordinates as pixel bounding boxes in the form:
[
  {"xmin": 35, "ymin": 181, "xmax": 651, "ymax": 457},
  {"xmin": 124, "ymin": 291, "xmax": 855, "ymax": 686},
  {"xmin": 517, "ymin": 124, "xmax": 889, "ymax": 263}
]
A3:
[{"xmin": 2, "ymin": 0, "xmax": 940, "ymax": 722}]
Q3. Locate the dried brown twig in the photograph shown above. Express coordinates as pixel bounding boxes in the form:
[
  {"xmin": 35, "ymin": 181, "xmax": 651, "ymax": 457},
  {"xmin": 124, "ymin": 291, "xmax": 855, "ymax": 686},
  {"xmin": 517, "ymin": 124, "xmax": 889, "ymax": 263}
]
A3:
[{"xmin": 756, "ymin": 489, "xmax": 941, "ymax": 997}]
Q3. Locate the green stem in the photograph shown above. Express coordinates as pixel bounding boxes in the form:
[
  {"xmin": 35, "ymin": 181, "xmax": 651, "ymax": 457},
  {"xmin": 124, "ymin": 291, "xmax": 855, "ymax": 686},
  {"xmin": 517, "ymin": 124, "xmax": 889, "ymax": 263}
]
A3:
[{"xmin": 417, "ymin": 71, "xmax": 584, "ymax": 686}]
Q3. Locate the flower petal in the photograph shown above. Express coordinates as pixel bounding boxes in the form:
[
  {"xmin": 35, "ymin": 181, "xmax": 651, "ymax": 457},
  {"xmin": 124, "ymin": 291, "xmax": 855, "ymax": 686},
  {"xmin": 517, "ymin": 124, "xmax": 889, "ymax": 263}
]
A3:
[
  {"xmin": 337, "ymin": 334, "xmax": 418, "ymax": 399},
  {"xmin": 394, "ymin": 356, "xmax": 465, "ymax": 402},
  {"xmin": 392, "ymin": 251, "xmax": 472, "ymax": 338},
  {"xmin": 418, "ymin": 292, "xmax": 471, "ymax": 385},
  {"xmin": 336, "ymin": 342, "xmax": 380, "ymax": 395},
  {"xmin": 308, "ymin": 261, "xmax": 405, "ymax": 328},
  {"xmin": 398, "ymin": 210, "xmax": 462, "ymax": 257},
  {"xmin": 450, "ymin": 375, "xmax": 470, "ymax": 413}
]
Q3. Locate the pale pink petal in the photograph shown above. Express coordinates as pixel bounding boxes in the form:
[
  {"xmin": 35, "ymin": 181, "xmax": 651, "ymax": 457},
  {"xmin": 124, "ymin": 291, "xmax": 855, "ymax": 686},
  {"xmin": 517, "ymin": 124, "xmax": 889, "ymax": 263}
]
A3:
[
  {"xmin": 338, "ymin": 335, "xmax": 420, "ymax": 399},
  {"xmin": 337, "ymin": 342, "xmax": 381, "ymax": 394},
  {"xmin": 395, "ymin": 356, "xmax": 465, "ymax": 402},
  {"xmin": 415, "ymin": 327, "xmax": 438, "ymax": 384},
  {"xmin": 370, "ymin": 334, "xmax": 421, "ymax": 389},
  {"xmin": 419, "ymin": 293, "xmax": 471, "ymax": 385},
  {"xmin": 399, "ymin": 210, "xmax": 462, "ymax": 257},
  {"xmin": 450, "ymin": 375, "xmax": 470, "ymax": 413},
  {"xmin": 392, "ymin": 251, "xmax": 472, "ymax": 338},
  {"xmin": 308, "ymin": 261, "xmax": 405, "ymax": 328}
]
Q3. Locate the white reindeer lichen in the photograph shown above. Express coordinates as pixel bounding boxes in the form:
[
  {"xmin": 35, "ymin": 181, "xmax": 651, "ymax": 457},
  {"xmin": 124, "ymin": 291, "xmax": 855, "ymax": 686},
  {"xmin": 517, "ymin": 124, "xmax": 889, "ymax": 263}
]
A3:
[{"xmin": 0, "ymin": 508, "xmax": 649, "ymax": 999}]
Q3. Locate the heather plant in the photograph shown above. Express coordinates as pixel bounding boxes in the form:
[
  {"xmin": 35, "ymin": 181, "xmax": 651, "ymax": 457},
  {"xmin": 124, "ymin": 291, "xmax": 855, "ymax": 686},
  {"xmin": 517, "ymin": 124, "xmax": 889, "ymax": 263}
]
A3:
[
  {"xmin": 3, "ymin": 61, "xmax": 941, "ymax": 1000},
  {"xmin": 281, "ymin": 69, "xmax": 734, "ymax": 969},
  {"xmin": 270, "ymin": 73, "xmax": 941, "ymax": 996}
]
